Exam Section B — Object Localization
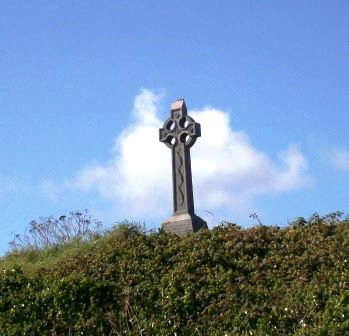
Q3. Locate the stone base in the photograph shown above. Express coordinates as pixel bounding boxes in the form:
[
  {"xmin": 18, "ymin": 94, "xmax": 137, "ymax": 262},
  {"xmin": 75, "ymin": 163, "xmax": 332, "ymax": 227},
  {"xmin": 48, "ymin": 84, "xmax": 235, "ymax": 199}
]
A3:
[{"xmin": 162, "ymin": 212, "xmax": 208, "ymax": 235}]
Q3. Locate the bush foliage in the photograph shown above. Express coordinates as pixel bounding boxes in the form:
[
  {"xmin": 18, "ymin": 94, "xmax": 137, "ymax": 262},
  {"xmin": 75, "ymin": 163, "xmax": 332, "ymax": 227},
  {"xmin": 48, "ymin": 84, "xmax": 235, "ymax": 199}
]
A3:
[{"xmin": 1, "ymin": 214, "xmax": 349, "ymax": 335}]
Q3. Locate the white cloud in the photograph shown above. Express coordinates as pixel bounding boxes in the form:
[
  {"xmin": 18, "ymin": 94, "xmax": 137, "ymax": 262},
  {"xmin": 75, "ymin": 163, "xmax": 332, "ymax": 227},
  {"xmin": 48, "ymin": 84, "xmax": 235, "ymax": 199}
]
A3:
[
  {"xmin": 330, "ymin": 147, "xmax": 349, "ymax": 172},
  {"xmin": 70, "ymin": 89, "xmax": 170, "ymax": 216},
  {"xmin": 191, "ymin": 108, "xmax": 307, "ymax": 208},
  {"xmin": 67, "ymin": 88, "xmax": 308, "ymax": 219}
]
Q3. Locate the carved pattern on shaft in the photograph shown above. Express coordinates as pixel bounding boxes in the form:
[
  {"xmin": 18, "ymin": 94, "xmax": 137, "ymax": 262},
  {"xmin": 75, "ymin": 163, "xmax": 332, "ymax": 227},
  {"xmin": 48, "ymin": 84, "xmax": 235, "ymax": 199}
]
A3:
[{"xmin": 176, "ymin": 146, "xmax": 185, "ymax": 206}]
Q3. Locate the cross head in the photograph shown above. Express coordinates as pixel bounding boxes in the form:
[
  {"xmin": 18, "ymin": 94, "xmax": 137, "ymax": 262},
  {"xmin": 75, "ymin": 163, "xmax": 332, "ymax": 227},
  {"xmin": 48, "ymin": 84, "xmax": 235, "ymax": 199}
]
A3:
[{"xmin": 159, "ymin": 99, "xmax": 201, "ymax": 149}]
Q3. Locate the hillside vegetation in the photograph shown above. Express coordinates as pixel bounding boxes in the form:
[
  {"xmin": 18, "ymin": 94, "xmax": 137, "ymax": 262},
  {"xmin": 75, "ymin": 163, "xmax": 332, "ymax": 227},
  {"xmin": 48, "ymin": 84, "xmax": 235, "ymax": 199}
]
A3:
[{"xmin": 0, "ymin": 214, "xmax": 348, "ymax": 335}]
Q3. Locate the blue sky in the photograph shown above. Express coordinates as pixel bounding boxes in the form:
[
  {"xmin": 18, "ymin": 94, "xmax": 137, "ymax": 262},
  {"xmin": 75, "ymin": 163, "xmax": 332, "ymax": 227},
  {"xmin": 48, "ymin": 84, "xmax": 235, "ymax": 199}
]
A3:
[{"xmin": 1, "ymin": 1, "xmax": 349, "ymax": 255}]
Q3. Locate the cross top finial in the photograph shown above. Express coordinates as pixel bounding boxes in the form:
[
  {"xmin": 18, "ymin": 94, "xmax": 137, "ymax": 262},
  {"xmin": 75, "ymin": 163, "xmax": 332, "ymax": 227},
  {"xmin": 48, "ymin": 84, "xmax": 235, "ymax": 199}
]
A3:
[
  {"xmin": 159, "ymin": 99, "xmax": 201, "ymax": 149},
  {"xmin": 170, "ymin": 99, "xmax": 186, "ymax": 115}
]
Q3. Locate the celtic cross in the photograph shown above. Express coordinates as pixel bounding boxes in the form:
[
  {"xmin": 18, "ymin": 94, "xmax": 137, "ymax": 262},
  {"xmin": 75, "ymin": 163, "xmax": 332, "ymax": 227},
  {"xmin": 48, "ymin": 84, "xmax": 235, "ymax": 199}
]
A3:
[{"xmin": 159, "ymin": 99, "xmax": 207, "ymax": 234}]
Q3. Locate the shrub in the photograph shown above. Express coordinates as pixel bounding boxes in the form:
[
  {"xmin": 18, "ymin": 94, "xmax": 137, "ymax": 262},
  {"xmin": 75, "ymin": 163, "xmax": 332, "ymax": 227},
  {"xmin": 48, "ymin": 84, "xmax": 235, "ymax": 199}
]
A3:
[{"xmin": 0, "ymin": 214, "xmax": 348, "ymax": 335}]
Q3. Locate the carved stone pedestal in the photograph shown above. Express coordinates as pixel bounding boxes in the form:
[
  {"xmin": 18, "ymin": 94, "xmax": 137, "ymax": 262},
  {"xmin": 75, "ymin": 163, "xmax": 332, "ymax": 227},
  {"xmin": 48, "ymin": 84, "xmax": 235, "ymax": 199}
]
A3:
[{"xmin": 162, "ymin": 213, "xmax": 207, "ymax": 235}]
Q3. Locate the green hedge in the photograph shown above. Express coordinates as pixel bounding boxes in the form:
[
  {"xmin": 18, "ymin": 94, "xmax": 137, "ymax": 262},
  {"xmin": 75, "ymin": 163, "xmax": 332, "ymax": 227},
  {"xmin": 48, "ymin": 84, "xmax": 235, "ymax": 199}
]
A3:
[{"xmin": 1, "ymin": 217, "xmax": 349, "ymax": 335}]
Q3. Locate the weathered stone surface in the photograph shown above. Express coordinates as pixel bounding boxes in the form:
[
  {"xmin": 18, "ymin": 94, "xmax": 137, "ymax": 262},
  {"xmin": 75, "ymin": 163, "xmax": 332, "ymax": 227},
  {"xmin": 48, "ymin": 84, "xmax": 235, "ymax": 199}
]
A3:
[
  {"xmin": 162, "ymin": 213, "xmax": 208, "ymax": 235},
  {"xmin": 159, "ymin": 99, "xmax": 207, "ymax": 234}
]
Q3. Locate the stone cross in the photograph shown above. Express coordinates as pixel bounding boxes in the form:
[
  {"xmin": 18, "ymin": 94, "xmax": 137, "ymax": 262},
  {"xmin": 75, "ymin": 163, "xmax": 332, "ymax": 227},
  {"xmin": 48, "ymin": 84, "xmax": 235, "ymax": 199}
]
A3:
[{"xmin": 159, "ymin": 99, "xmax": 207, "ymax": 234}]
